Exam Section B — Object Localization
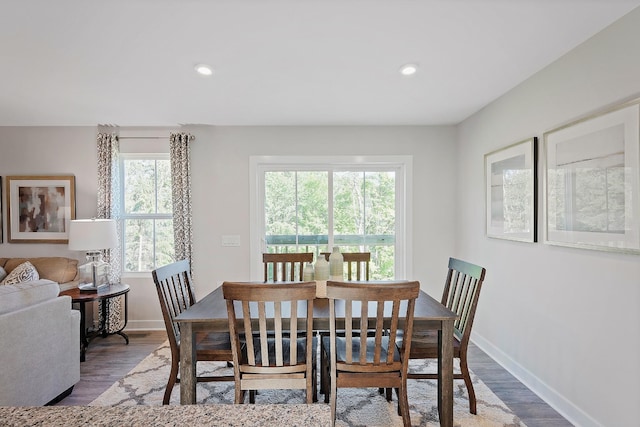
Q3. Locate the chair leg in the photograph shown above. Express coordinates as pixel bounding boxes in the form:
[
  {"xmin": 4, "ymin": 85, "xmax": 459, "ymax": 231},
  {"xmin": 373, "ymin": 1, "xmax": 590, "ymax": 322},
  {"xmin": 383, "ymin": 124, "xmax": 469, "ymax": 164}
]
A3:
[
  {"xmin": 378, "ymin": 387, "xmax": 393, "ymax": 401},
  {"xmin": 163, "ymin": 357, "xmax": 179, "ymax": 405},
  {"xmin": 319, "ymin": 339, "xmax": 324, "ymax": 394},
  {"xmin": 322, "ymin": 342, "xmax": 330, "ymax": 403},
  {"xmin": 330, "ymin": 373, "xmax": 337, "ymax": 427},
  {"xmin": 235, "ymin": 383, "xmax": 244, "ymax": 404},
  {"xmin": 386, "ymin": 387, "xmax": 393, "ymax": 402},
  {"xmin": 310, "ymin": 365, "xmax": 318, "ymax": 403},
  {"xmin": 398, "ymin": 381, "xmax": 411, "ymax": 427},
  {"xmin": 460, "ymin": 354, "xmax": 477, "ymax": 414},
  {"xmin": 320, "ymin": 333, "xmax": 327, "ymax": 395}
]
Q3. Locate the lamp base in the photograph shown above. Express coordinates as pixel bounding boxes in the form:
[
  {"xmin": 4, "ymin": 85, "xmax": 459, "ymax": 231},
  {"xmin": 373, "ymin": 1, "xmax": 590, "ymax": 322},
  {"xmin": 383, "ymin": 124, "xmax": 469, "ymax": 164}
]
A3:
[
  {"xmin": 78, "ymin": 283, "xmax": 110, "ymax": 293},
  {"xmin": 78, "ymin": 253, "xmax": 110, "ymax": 293}
]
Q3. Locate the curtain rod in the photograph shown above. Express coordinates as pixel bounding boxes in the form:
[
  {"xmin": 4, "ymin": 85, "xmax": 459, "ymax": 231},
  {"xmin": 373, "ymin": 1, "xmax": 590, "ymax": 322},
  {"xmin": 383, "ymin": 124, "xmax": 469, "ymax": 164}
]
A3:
[{"xmin": 118, "ymin": 136, "xmax": 170, "ymax": 140}]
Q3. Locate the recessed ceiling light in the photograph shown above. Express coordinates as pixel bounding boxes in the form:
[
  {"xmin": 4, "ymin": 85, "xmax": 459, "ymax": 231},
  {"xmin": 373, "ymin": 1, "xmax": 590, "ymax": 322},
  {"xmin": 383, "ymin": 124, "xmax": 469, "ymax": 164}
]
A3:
[
  {"xmin": 399, "ymin": 63, "xmax": 418, "ymax": 76},
  {"xmin": 194, "ymin": 64, "xmax": 213, "ymax": 76}
]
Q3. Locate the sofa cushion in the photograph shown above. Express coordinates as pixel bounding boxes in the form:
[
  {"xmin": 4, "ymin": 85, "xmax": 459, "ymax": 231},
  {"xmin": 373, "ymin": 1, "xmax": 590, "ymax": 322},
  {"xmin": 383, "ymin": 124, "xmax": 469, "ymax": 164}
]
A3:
[
  {"xmin": 0, "ymin": 279, "xmax": 60, "ymax": 315},
  {"xmin": 1, "ymin": 261, "xmax": 39, "ymax": 285},
  {"xmin": 0, "ymin": 267, "xmax": 6, "ymax": 282},
  {"xmin": 0, "ymin": 257, "xmax": 79, "ymax": 284}
]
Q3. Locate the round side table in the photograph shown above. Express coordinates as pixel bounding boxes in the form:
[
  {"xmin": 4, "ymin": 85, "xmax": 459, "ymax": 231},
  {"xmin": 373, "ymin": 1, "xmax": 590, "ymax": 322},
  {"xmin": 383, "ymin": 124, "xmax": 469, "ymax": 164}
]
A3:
[{"xmin": 60, "ymin": 283, "xmax": 130, "ymax": 362}]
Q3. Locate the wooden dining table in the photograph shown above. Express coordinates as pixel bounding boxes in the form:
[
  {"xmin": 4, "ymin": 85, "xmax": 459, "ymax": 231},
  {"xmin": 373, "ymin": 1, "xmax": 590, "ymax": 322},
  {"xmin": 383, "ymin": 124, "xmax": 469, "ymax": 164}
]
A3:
[{"xmin": 175, "ymin": 285, "xmax": 458, "ymax": 427}]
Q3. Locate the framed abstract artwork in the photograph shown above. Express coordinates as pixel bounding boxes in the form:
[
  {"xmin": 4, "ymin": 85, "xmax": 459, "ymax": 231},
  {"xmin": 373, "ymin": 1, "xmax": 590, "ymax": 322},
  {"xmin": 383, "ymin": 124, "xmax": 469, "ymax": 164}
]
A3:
[
  {"xmin": 485, "ymin": 137, "xmax": 538, "ymax": 242},
  {"xmin": 0, "ymin": 176, "xmax": 2, "ymax": 243},
  {"xmin": 5, "ymin": 175, "xmax": 76, "ymax": 243},
  {"xmin": 543, "ymin": 98, "xmax": 640, "ymax": 253}
]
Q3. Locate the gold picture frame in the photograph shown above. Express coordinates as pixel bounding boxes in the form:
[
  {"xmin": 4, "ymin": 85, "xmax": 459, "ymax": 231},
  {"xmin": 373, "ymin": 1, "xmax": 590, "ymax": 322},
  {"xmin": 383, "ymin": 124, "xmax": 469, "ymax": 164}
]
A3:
[{"xmin": 5, "ymin": 175, "xmax": 76, "ymax": 243}]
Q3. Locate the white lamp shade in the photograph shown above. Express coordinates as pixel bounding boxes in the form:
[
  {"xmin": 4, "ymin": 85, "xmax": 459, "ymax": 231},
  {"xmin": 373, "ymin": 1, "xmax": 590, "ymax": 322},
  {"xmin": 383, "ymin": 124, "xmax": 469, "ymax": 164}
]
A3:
[{"xmin": 68, "ymin": 219, "xmax": 118, "ymax": 251}]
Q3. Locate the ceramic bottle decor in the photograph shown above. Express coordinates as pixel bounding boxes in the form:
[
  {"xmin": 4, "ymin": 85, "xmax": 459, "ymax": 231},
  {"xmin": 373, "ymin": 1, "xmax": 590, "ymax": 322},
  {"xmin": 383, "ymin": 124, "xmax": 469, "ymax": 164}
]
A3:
[
  {"xmin": 303, "ymin": 262, "xmax": 315, "ymax": 281},
  {"xmin": 329, "ymin": 246, "xmax": 344, "ymax": 281},
  {"xmin": 314, "ymin": 255, "xmax": 329, "ymax": 281}
]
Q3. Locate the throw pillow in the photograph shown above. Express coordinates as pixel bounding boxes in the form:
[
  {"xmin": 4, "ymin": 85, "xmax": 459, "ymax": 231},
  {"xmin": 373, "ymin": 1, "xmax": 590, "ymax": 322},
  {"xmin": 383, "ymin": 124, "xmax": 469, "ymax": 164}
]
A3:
[
  {"xmin": 1, "ymin": 261, "xmax": 40, "ymax": 285},
  {"xmin": 0, "ymin": 266, "xmax": 6, "ymax": 282}
]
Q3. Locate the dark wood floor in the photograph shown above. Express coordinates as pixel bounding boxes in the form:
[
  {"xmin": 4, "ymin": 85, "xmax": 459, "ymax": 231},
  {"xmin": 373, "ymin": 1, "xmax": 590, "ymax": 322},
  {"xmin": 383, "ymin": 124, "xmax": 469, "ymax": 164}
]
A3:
[
  {"xmin": 467, "ymin": 345, "xmax": 573, "ymax": 427},
  {"xmin": 55, "ymin": 331, "xmax": 166, "ymax": 406},
  {"xmin": 56, "ymin": 330, "xmax": 573, "ymax": 426}
]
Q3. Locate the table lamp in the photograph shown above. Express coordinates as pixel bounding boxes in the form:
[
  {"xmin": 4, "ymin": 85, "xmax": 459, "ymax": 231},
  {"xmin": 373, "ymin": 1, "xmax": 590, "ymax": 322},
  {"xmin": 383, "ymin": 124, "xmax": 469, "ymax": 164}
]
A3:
[{"xmin": 68, "ymin": 218, "xmax": 118, "ymax": 292}]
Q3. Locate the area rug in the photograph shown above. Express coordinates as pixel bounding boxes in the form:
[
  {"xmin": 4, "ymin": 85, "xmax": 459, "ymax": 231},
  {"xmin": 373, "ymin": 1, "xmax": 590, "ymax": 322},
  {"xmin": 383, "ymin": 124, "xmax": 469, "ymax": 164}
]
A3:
[{"xmin": 91, "ymin": 342, "xmax": 526, "ymax": 427}]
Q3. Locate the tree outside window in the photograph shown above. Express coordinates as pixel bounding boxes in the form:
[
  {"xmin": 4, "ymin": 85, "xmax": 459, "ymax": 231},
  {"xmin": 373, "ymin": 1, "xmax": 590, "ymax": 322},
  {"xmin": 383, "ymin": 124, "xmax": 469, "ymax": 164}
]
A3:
[
  {"xmin": 264, "ymin": 169, "xmax": 396, "ymax": 279},
  {"xmin": 121, "ymin": 155, "xmax": 174, "ymax": 272}
]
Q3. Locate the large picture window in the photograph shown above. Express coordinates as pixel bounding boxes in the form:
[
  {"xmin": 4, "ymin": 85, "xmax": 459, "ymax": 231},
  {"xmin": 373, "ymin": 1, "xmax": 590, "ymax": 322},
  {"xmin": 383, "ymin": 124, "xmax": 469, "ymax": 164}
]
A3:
[{"xmin": 251, "ymin": 156, "xmax": 411, "ymax": 280}]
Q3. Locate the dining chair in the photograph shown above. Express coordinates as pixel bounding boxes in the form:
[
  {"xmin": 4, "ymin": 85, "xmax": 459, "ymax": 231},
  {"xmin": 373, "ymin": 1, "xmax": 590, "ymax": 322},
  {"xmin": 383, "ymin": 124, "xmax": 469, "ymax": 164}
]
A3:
[
  {"xmin": 318, "ymin": 251, "xmax": 372, "ymax": 396},
  {"xmin": 262, "ymin": 252, "xmax": 314, "ymax": 282},
  {"xmin": 322, "ymin": 280, "xmax": 420, "ymax": 427},
  {"xmin": 152, "ymin": 259, "xmax": 234, "ymax": 405},
  {"xmin": 321, "ymin": 252, "xmax": 371, "ymax": 281},
  {"xmin": 404, "ymin": 257, "xmax": 487, "ymax": 414},
  {"xmin": 222, "ymin": 281, "xmax": 317, "ymax": 404}
]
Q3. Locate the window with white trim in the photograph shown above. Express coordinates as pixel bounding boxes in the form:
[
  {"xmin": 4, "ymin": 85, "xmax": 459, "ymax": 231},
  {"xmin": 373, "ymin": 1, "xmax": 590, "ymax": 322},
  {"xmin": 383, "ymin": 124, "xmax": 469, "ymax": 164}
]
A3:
[
  {"xmin": 120, "ymin": 153, "xmax": 174, "ymax": 272},
  {"xmin": 250, "ymin": 156, "xmax": 411, "ymax": 280}
]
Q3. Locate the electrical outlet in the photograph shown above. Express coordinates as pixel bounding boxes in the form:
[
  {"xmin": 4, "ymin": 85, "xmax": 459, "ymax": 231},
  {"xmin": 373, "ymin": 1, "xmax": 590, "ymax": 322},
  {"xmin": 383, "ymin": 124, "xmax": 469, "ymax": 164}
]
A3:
[{"xmin": 221, "ymin": 235, "xmax": 241, "ymax": 247}]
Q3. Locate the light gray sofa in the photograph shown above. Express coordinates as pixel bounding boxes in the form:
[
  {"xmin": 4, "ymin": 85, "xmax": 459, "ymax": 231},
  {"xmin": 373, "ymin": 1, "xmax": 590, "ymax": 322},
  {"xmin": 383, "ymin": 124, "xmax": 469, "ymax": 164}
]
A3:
[{"xmin": 0, "ymin": 279, "xmax": 80, "ymax": 406}]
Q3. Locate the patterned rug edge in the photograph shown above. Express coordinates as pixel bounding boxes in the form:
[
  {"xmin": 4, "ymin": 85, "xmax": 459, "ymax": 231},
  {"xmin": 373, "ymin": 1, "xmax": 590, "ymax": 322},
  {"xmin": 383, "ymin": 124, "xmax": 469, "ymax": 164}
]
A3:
[{"xmin": 91, "ymin": 341, "xmax": 527, "ymax": 427}]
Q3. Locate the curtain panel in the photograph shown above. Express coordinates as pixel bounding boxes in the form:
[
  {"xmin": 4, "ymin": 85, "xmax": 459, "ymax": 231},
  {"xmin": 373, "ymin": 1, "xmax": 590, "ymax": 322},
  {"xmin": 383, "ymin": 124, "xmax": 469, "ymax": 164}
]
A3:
[
  {"xmin": 96, "ymin": 131, "xmax": 123, "ymax": 333},
  {"xmin": 169, "ymin": 132, "xmax": 194, "ymax": 270}
]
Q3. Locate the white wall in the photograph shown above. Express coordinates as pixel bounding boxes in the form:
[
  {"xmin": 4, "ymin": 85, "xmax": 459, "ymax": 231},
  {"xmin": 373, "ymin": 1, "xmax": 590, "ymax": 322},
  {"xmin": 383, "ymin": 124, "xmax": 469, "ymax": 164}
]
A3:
[
  {"xmin": 0, "ymin": 125, "xmax": 458, "ymax": 331},
  {"xmin": 186, "ymin": 126, "xmax": 458, "ymax": 301},
  {"xmin": 457, "ymin": 8, "xmax": 640, "ymax": 427},
  {"xmin": 0, "ymin": 126, "xmax": 98, "ymax": 257}
]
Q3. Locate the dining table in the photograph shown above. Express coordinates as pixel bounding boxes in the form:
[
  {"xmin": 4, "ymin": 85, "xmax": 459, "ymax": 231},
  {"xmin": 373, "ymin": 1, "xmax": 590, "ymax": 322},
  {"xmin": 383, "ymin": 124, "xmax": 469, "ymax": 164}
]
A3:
[{"xmin": 175, "ymin": 284, "xmax": 458, "ymax": 427}]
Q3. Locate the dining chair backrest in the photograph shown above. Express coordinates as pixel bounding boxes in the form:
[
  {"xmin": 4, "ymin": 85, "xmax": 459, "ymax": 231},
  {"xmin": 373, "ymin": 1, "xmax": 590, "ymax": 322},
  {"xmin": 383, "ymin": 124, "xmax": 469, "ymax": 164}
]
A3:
[
  {"xmin": 403, "ymin": 257, "xmax": 487, "ymax": 415},
  {"xmin": 321, "ymin": 252, "xmax": 371, "ymax": 281},
  {"xmin": 324, "ymin": 280, "xmax": 420, "ymax": 426},
  {"xmin": 222, "ymin": 281, "xmax": 317, "ymax": 403},
  {"xmin": 263, "ymin": 252, "xmax": 314, "ymax": 282},
  {"xmin": 442, "ymin": 257, "xmax": 486, "ymax": 345},
  {"xmin": 152, "ymin": 259, "xmax": 233, "ymax": 404},
  {"xmin": 152, "ymin": 258, "xmax": 195, "ymax": 346},
  {"xmin": 326, "ymin": 280, "xmax": 419, "ymax": 371}
]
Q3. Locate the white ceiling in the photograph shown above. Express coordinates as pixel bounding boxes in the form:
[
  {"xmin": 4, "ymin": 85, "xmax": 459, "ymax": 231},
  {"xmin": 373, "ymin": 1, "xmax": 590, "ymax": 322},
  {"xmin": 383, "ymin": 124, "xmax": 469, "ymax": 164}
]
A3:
[{"xmin": 1, "ymin": 0, "xmax": 639, "ymax": 127}]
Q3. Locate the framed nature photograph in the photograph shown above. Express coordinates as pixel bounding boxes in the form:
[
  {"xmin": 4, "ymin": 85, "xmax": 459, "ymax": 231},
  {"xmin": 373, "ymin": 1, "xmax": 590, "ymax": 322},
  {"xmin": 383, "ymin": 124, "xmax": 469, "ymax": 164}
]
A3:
[
  {"xmin": 485, "ymin": 137, "xmax": 537, "ymax": 242},
  {"xmin": 5, "ymin": 175, "xmax": 76, "ymax": 243},
  {"xmin": 543, "ymin": 98, "xmax": 640, "ymax": 253}
]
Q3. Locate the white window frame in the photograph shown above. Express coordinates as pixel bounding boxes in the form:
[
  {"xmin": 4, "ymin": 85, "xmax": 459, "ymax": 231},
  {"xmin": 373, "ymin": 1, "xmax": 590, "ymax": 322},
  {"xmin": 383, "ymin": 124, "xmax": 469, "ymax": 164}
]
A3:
[
  {"xmin": 119, "ymin": 152, "xmax": 173, "ymax": 277},
  {"xmin": 249, "ymin": 155, "xmax": 413, "ymax": 281}
]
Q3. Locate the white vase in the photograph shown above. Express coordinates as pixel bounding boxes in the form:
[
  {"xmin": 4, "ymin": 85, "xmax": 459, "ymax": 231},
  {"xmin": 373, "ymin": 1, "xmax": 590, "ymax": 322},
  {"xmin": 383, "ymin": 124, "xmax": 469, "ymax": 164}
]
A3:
[
  {"xmin": 314, "ymin": 255, "xmax": 329, "ymax": 281},
  {"xmin": 303, "ymin": 262, "xmax": 315, "ymax": 281},
  {"xmin": 329, "ymin": 247, "xmax": 344, "ymax": 281}
]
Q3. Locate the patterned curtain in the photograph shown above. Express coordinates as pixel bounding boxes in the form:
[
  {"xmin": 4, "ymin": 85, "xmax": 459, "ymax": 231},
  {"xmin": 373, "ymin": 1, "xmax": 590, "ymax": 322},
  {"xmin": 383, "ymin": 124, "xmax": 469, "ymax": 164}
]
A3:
[
  {"xmin": 96, "ymin": 131, "xmax": 123, "ymax": 333},
  {"xmin": 169, "ymin": 132, "xmax": 194, "ymax": 269}
]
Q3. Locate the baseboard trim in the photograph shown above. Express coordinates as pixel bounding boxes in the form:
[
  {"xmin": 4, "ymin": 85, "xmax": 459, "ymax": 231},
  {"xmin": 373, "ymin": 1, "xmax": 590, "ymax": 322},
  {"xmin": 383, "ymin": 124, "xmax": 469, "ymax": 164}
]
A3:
[
  {"xmin": 125, "ymin": 320, "xmax": 165, "ymax": 331},
  {"xmin": 471, "ymin": 332, "xmax": 603, "ymax": 427}
]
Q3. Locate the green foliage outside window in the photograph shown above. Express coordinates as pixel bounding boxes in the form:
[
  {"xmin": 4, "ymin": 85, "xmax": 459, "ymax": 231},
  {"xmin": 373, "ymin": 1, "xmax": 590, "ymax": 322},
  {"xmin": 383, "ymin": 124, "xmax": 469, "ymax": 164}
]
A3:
[
  {"xmin": 265, "ymin": 170, "xmax": 396, "ymax": 279},
  {"xmin": 122, "ymin": 157, "xmax": 174, "ymax": 272}
]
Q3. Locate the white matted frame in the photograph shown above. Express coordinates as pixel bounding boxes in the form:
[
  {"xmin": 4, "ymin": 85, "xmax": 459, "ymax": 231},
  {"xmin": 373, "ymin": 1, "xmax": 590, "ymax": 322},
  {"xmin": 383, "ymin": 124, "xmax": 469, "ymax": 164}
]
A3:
[
  {"xmin": 485, "ymin": 137, "xmax": 537, "ymax": 242},
  {"xmin": 5, "ymin": 175, "xmax": 76, "ymax": 243},
  {"xmin": 543, "ymin": 98, "xmax": 640, "ymax": 254}
]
